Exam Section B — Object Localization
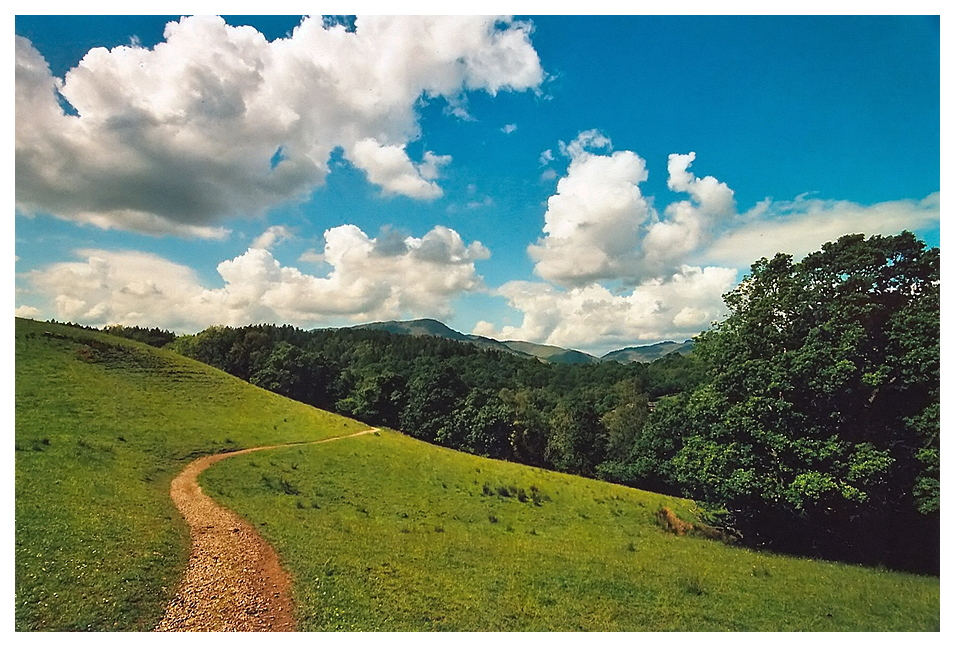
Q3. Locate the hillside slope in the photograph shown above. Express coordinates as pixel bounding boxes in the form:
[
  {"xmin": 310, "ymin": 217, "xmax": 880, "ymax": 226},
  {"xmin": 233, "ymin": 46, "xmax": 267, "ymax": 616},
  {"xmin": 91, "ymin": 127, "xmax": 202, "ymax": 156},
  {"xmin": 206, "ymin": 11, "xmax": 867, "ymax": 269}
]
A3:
[
  {"xmin": 353, "ymin": 318, "xmax": 600, "ymax": 363},
  {"xmin": 15, "ymin": 318, "xmax": 939, "ymax": 631},
  {"xmin": 14, "ymin": 318, "xmax": 367, "ymax": 631},
  {"xmin": 203, "ymin": 430, "xmax": 939, "ymax": 631},
  {"xmin": 352, "ymin": 318, "xmax": 697, "ymax": 364}
]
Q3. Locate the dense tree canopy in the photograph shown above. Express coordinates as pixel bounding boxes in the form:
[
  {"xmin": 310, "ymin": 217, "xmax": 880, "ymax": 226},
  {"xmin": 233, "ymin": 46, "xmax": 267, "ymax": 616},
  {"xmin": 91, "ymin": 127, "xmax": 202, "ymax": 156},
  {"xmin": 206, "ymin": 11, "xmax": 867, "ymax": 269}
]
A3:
[{"xmin": 638, "ymin": 232, "xmax": 939, "ymax": 572}]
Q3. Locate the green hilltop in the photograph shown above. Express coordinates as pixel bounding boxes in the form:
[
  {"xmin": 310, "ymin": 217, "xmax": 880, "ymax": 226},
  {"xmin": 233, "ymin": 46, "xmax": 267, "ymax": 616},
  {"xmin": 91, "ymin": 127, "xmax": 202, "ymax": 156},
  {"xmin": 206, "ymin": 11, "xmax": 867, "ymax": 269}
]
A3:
[
  {"xmin": 14, "ymin": 318, "xmax": 940, "ymax": 631},
  {"xmin": 601, "ymin": 340, "xmax": 696, "ymax": 363}
]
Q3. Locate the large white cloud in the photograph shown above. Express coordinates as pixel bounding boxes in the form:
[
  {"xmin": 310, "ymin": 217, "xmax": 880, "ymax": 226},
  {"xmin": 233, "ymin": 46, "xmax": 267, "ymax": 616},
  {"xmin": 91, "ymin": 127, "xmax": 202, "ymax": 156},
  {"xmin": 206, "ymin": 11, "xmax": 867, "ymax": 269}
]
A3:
[
  {"xmin": 15, "ymin": 15, "xmax": 544, "ymax": 236},
  {"xmin": 23, "ymin": 224, "xmax": 490, "ymax": 330},
  {"xmin": 474, "ymin": 265, "xmax": 739, "ymax": 355},
  {"xmin": 528, "ymin": 143, "xmax": 651, "ymax": 285},
  {"xmin": 482, "ymin": 130, "xmax": 939, "ymax": 353},
  {"xmin": 528, "ymin": 133, "xmax": 736, "ymax": 287}
]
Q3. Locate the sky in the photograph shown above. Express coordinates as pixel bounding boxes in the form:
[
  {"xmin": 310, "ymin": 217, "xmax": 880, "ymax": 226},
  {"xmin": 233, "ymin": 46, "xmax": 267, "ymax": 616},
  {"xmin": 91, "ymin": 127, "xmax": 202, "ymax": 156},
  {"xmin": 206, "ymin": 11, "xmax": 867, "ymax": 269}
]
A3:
[{"xmin": 13, "ymin": 12, "xmax": 941, "ymax": 356}]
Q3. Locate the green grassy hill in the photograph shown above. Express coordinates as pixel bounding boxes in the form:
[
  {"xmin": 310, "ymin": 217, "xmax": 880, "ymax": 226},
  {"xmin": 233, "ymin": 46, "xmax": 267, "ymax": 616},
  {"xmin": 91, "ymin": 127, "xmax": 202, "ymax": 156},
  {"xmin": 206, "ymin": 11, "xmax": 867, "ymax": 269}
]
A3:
[
  {"xmin": 202, "ymin": 431, "xmax": 939, "ymax": 631},
  {"xmin": 14, "ymin": 318, "xmax": 367, "ymax": 631},
  {"xmin": 15, "ymin": 318, "xmax": 940, "ymax": 631}
]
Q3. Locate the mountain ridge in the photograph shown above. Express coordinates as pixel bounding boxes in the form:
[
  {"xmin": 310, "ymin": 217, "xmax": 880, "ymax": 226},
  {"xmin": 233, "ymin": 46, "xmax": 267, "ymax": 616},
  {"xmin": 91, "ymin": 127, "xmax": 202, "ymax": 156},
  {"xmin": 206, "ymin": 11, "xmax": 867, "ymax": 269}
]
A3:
[{"xmin": 351, "ymin": 318, "xmax": 694, "ymax": 364}]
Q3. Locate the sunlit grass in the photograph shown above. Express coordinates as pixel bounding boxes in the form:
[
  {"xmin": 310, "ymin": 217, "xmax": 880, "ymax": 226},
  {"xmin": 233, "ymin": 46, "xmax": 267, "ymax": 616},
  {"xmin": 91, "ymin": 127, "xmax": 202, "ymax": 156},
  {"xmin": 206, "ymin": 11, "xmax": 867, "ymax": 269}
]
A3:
[
  {"xmin": 203, "ymin": 430, "xmax": 940, "ymax": 631},
  {"xmin": 14, "ymin": 318, "xmax": 366, "ymax": 631}
]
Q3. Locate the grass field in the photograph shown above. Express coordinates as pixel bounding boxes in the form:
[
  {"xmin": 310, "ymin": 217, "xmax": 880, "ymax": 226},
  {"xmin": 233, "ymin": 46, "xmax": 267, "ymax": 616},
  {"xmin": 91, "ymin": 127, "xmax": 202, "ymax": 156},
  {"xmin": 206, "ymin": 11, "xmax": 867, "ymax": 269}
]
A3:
[
  {"xmin": 14, "ymin": 318, "xmax": 367, "ymax": 631},
  {"xmin": 15, "ymin": 318, "xmax": 940, "ymax": 631},
  {"xmin": 202, "ymin": 430, "xmax": 940, "ymax": 631}
]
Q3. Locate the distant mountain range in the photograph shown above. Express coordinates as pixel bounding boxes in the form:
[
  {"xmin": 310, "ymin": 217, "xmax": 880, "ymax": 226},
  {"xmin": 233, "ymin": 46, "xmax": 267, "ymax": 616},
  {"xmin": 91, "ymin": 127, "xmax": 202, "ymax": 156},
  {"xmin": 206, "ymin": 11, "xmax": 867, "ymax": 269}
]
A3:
[
  {"xmin": 600, "ymin": 340, "xmax": 696, "ymax": 363},
  {"xmin": 351, "ymin": 319, "xmax": 694, "ymax": 364}
]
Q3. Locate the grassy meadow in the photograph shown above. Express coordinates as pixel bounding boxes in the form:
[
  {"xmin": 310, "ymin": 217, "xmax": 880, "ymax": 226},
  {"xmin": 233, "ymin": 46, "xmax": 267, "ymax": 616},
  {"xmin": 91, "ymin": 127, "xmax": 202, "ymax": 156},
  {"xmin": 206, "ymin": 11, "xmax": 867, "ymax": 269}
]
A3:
[
  {"xmin": 15, "ymin": 318, "xmax": 940, "ymax": 631},
  {"xmin": 14, "ymin": 318, "xmax": 367, "ymax": 631},
  {"xmin": 202, "ymin": 429, "xmax": 940, "ymax": 631}
]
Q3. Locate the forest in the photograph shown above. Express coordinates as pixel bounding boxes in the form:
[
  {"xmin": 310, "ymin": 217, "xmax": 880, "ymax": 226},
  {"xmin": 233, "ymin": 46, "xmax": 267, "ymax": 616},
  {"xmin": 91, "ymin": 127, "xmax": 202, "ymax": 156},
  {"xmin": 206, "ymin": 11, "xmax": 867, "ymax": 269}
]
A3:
[{"xmin": 101, "ymin": 232, "xmax": 938, "ymax": 574}]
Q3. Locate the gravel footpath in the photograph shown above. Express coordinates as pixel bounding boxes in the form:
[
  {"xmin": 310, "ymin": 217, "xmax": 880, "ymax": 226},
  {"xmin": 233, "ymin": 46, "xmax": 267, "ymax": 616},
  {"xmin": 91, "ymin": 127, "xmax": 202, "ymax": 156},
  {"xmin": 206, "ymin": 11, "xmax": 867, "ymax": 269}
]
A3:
[{"xmin": 155, "ymin": 429, "xmax": 376, "ymax": 632}]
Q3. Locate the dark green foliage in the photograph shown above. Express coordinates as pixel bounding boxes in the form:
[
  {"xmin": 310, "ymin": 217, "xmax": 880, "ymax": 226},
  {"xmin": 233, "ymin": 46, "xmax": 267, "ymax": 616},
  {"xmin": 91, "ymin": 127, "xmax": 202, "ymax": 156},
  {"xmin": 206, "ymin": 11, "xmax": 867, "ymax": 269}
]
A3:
[
  {"xmin": 336, "ymin": 370, "xmax": 407, "ymax": 428},
  {"xmin": 600, "ymin": 380, "xmax": 650, "ymax": 463},
  {"xmin": 545, "ymin": 398, "xmax": 605, "ymax": 476},
  {"xmin": 498, "ymin": 388, "xmax": 552, "ymax": 467},
  {"xmin": 641, "ymin": 352, "xmax": 708, "ymax": 398},
  {"xmin": 400, "ymin": 361, "xmax": 468, "ymax": 443},
  {"xmin": 641, "ymin": 232, "xmax": 939, "ymax": 573},
  {"xmin": 169, "ymin": 323, "xmax": 700, "ymax": 477},
  {"xmin": 250, "ymin": 341, "xmax": 339, "ymax": 410},
  {"xmin": 102, "ymin": 324, "xmax": 177, "ymax": 348},
  {"xmin": 446, "ymin": 389, "xmax": 512, "ymax": 459}
]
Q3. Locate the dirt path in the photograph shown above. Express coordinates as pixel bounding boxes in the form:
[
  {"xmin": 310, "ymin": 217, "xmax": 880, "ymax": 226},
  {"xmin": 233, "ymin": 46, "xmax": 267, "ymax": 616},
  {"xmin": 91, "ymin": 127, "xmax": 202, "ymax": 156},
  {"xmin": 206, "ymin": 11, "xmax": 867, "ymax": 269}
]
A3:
[{"xmin": 155, "ymin": 429, "xmax": 377, "ymax": 632}]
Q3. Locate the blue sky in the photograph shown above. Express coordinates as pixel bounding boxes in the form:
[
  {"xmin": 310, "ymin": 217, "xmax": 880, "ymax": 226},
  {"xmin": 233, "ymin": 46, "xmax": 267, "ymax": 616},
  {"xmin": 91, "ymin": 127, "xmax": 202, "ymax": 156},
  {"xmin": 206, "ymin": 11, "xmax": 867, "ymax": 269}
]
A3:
[{"xmin": 14, "ymin": 14, "xmax": 940, "ymax": 355}]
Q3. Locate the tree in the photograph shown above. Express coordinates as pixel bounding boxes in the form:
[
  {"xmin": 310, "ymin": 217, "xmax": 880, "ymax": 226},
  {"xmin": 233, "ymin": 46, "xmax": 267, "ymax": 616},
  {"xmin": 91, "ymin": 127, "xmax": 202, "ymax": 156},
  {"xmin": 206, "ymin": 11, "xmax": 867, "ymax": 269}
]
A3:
[
  {"xmin": 399, "ymin": 361, "xmax": 467, "ymax": 443},
  {"xmin": 599, "ymin": 379, "xmax": 650, "ymax": 463},
  {"xmin": 337, "ymin": 370, "xmax": 407, "ymax": 428},
  {"xmin": 225, "ymin": 328, "xmax": 273, "ymax": 380},
  {"xmin": 250, "ymin": 342, "xmax": 340, "ymax": 410},
  {"xmin": 545, "ymin": 397, "xmax": 605, "ymax": 476},
  {"xmin": 651, "ymin": 232, "xmax": 939, "ymax": 572},
  {"xmin": 443, "ymin": 390, "xmax": 513, "ymax": 459},
  {"xmin": 499, "ymin": 388, "xmax": 552, "ymax": 467},
  {"xmin": 102, "ymin": 324, "xmax": 176, "ymax": 347}
]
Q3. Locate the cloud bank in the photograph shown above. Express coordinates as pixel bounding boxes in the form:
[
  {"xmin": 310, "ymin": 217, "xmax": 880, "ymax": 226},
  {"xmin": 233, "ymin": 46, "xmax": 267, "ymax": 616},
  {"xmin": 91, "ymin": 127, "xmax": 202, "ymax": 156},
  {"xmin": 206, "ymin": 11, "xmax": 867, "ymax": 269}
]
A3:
[
  {"xmin": 25, "ymin": 225, "xmax": 490, "ymax": 330},
  {"xmin": 15, "ymin": 15, "xmax": 544, "ymax": 236},
  {"xmin": 20, "ymin": 126, "xmax": 938, "ymax": 353}
]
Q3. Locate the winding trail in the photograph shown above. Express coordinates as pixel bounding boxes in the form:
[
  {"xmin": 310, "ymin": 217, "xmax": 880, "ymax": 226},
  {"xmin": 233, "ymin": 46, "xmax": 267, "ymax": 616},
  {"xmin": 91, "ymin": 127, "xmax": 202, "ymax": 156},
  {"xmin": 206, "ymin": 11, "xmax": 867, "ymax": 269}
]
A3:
[{"xmin": 155, "ymin": 429, "xmax": 377, "ymax": 632}]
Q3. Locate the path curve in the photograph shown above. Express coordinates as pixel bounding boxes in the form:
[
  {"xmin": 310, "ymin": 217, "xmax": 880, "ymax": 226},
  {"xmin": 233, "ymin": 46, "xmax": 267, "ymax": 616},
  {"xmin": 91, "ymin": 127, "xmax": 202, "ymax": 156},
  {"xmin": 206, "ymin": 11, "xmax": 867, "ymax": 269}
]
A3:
[{"xmin": 155, "ymin": 429, "xmax": 377, "ymax": 632}]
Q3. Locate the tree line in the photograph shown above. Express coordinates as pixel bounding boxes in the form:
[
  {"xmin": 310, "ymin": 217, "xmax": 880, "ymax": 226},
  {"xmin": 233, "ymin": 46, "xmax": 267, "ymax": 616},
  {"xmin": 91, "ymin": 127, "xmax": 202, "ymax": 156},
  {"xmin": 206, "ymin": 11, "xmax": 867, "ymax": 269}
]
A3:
[{"xmin": 165, "ymin": 319, "xmax": 706, "ymax": 478}]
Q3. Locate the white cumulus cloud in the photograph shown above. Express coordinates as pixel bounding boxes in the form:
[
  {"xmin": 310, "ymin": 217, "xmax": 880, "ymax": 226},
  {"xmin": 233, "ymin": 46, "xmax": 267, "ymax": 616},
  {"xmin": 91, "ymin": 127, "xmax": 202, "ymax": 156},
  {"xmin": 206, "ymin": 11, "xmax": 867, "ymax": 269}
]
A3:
[
  {"xmin": 528, "ymin": 132, "xmax": 733, "ymax": 288},
  {"xmin": 529, "ymin": 146, "xmax": 651, "ymax": 286},
  {"xmin": 23, "ymin": 225, "xmax": 490, "ymax": 330},
  {"xmin": 15, "ymin": 15, "xmax": 544, "ymax": 236},
  {"xmin": 475, "ymin": 265, "xmax": 738, "ymax": 355}
]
